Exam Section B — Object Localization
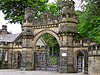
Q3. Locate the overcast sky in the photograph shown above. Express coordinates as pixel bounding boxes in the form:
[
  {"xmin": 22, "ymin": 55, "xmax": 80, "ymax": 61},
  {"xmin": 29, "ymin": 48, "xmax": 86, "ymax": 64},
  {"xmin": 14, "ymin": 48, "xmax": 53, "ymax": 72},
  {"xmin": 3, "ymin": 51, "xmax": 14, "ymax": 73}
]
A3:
[{"xmin": 0, "ymin": 0, "xmax": 81, "ymax": 34}]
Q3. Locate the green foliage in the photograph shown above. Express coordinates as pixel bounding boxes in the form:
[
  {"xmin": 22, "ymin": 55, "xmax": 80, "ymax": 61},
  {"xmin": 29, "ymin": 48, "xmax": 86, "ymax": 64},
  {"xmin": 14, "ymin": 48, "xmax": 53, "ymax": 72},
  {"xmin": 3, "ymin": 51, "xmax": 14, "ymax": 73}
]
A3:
[
  {"xmin": 49, "ymin": 56, "xmax": 57, "ymax": 65},
  {"xmin": 0, "ymin": 0, "xmax": 60, "ymax": 24},
  {"xmin": 0, "ymin": 0, "xmax": 48, "ymax": 24},
  {"xmin": 77, "ymin": 0, "xmax": 100, "ymax": 43},
  {"xmin": 45, "ymin": 3, "xmax": 60, "ymax": 16},
  {"xmin": 42, "ymin": 33, "xmax": 60, "ymax": 53}
]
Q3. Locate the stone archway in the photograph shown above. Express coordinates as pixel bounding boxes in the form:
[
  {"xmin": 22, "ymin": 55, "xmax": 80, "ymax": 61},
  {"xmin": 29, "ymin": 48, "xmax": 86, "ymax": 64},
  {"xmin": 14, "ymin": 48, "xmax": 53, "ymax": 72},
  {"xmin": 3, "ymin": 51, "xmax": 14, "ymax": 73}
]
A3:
[
  {"xmin": 33, "ymin": 29, "xmax": 60, "ymax": 71},
  {"xmin": 21, "ymin": 0, "xmax": 78, "ymax": 73},
  {"xmin": 33, "ymin": 29, "xmax": 61, "ymax": 48}
]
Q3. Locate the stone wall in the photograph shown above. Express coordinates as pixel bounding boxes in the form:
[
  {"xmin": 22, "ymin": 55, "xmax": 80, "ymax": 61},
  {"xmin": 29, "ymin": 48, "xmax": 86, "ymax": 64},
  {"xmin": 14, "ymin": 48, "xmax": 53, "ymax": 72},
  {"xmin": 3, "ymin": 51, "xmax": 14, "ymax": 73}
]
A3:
[{"xmin": 88, "ymin": 57, "xmax": 100, "ymax": 75}]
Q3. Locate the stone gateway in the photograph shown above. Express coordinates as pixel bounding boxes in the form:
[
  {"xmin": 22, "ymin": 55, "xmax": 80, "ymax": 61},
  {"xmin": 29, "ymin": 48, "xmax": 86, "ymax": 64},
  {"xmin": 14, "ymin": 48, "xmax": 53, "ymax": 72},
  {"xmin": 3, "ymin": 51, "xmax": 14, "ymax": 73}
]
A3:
[
  {"xmin": 0, "ymin": 0, "xmax": 100, "ymax": 75},
  {"xmin": 21, "ymin": 0, "xmax": 88, "ymax": 73}
]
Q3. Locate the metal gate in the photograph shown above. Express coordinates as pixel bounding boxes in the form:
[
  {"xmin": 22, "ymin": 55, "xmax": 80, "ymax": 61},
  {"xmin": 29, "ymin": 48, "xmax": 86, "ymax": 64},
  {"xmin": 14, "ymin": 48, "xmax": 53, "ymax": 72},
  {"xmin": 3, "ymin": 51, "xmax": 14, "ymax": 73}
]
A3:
[{"xmin": 35, "ymin": 50, "xmax": 59, "ymax": 71}]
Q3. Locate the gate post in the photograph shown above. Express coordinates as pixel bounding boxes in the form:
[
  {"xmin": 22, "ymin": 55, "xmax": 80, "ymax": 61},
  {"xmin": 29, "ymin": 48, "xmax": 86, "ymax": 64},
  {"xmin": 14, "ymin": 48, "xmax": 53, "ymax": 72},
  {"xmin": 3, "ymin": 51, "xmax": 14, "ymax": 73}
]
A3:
[
  {"xmin": 58, "ymin": 0, "xmax": 77, "ymax": 72},
  {"xmin": 21, "ymin": 7, "xmax": 34, "ymax": 70},
  {"xmin": 59, "ymin": 33, "xmax": 75, "ymax": 73}
]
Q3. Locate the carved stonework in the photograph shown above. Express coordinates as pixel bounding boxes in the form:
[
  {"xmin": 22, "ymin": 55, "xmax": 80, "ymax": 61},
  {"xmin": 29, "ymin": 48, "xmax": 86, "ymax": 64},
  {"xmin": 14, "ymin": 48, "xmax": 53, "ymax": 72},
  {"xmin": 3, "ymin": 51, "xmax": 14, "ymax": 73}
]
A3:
[
  {"xmin": 42, "ymin": 12, "xmax": 48, "ymax": 24},
  {"xmin": 62, "ymin": 6, "xmax": 69, "ymax": 18},
  {"xmin": 61, "ymin": 0, "xmax": 75, "ymax": 18},
  {"xmin": 60, "ymin": 24, "xmax": 68, "ymax": 33},
  {"xmin": 23, "ymin": 0, "xmax": 75, "ymax": 26},
  {"xmin": 24, "ymin": 7, "xmax": 35, "ymax": 22}
]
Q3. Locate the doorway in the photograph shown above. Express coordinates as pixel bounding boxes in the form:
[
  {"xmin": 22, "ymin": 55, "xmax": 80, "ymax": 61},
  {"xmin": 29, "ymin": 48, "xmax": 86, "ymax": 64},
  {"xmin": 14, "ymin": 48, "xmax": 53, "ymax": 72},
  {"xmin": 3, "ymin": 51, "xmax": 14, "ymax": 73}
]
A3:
[
  {"xmin": 77, "ymin": 51, "xmax": 84, "ymax": 72},
  {"xmin": 34, "ymin": 33, "xmax": 60, "ymax": 72},
  {"xmin": 17, "ymin": 51, "xmax": 22, "ymax": 68}
]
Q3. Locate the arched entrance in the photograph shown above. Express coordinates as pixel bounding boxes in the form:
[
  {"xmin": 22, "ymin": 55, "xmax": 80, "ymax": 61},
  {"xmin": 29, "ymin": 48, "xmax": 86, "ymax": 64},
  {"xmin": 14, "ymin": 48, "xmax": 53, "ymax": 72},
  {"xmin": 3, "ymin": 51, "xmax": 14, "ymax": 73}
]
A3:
[
  {"xmin": 77, "ymin": 51, "xmax": 84, "ymax": 72},
  {"xmin": 75, "ymin": 50, "xmax": 88, "ymax": 74},
  {"xmin": 33, "ymin": 30, "xmax": 60, "ymax": 71},
  {"xmin": 21, "ymin": 0, "xmax": 78, "ymax": 72}
]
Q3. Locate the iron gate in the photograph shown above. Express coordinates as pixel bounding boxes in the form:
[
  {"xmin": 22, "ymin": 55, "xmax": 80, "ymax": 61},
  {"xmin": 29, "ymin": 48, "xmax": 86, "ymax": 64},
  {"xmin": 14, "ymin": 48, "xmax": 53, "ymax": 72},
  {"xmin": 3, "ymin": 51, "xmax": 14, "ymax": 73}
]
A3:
[{"xmin": 35, "ymin": 50, "xmax": 59, "ymax": 71}]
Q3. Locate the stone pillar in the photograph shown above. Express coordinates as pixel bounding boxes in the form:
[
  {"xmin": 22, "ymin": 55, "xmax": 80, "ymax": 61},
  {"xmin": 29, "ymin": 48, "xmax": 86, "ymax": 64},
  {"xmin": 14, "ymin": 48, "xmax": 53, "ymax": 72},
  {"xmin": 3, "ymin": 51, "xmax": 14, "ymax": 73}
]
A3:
[
  {"xmin": 21, "ymin": 7, "xmax": 34, "ymax": 70},
  {"xmin": 59, "ymin": 47, "xmax": 75, "ymax": 73},
  {"xmin": 59, "ymin": 4, "xmax": 77, "ymax": 71},
  {"xmin": 21, "ymin": 23, "xmax": 34, "ymax": 70},
  {"xmin": 88, "ymin": 44, "xmax": 100, "ymax": 75},
  {"xmin": 21, "ymin": 47, "xmax": 33, "ymax": 70},
  {"xmin": 59, "ymin": 33, "xmax": 75, "ymax": 73},
  {"xmin": 84, "ymin": 51, "xmax": 88, "ymax": 74}
]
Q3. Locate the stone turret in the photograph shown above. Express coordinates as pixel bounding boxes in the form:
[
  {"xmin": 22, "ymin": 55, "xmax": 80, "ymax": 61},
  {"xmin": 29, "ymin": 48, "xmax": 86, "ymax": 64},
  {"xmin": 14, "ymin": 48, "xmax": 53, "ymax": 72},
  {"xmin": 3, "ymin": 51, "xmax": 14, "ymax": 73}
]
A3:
[
  {"xmin": 2, "ymin": 25, "xmax": 7, "ymax": 35},
  {"xmin": 58, "ymin": 0, "xmax": 78, "ymax": 73},
  {"xmin": 60, "ymin": 0, "xmax": 77, "ymax": 33},
  {"xmin": 21, "ymin": 7, "xmax": 34, "ymax": 70}
]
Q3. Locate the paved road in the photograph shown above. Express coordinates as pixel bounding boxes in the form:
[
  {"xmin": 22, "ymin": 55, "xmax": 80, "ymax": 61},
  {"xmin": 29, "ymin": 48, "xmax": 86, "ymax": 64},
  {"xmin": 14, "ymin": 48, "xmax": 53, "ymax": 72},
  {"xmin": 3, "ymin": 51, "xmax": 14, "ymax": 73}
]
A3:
[{"xmin": 0, "ymin": 70, "xmax": 88, "ymax": 75}]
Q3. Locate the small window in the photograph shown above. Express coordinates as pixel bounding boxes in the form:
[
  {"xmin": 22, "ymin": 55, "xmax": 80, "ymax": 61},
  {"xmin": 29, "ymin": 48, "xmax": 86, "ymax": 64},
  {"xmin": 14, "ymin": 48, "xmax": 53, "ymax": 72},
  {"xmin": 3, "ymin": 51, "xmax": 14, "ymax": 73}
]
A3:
[{"xmin": 27, "ymin": 30, "xmax": 30, "ymax": 33}]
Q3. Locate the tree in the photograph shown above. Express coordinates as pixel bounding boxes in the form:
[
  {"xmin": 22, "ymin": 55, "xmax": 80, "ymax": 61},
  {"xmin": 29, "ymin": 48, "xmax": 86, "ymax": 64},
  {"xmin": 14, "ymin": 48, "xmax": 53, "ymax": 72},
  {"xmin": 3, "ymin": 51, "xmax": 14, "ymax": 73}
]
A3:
[
  {"xmin": 0, "ymin": 0, "xmax": 60, "ymax": 24},
  {"xmin": 42, "ymin": 33, "xmax": 60, "ymax": 56},
  {"xmin": 0, "ymin": 0, "xmax": 48, "ymax": 24},
  {"xmin": 77, "ymin": 0, "xmax": 100, "ymax": 43}
]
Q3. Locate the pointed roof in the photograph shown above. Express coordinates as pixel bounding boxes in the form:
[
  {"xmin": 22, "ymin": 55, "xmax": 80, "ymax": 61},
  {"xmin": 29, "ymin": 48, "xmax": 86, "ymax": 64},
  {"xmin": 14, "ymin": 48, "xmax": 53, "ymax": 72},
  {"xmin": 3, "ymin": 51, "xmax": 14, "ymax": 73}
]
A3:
[
  {"xmin": 0, "ymin": 33, "xmax": 47, "ymax": 46},
  {"xmin": 0, "ymin": 33, "xmax": 20, "ymax": 43}
]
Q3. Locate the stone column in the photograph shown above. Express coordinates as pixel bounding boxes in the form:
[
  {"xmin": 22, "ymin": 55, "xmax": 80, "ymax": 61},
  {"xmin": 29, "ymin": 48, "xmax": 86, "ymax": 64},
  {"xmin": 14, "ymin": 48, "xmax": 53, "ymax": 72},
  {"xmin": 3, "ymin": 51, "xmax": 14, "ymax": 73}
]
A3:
[
  {"xmin": 21, "ymin": 48, "xmax": 33, "ymax": 70},
  {"xmin": 21, "ymin": 22, "xmax": 34, "ymax": 70},
  {"xmin": 59, "ymin": 47, "xmax": 75, "ymax": 72},
  {"xmin": 21, "ymin": 7, "xmax": 36, "ymax": 70},
  {"xmin": 59, "ymin": 33, "xmax": 75, "ymax": 73},
  {"xmin": 21, "ymin": 35, "xmax": 33, "ymax": 70}
]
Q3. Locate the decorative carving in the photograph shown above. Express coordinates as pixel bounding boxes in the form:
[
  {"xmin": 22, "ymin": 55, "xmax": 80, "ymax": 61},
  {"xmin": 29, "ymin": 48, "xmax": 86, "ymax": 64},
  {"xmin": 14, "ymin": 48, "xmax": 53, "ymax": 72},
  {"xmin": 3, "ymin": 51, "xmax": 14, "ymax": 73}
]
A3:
[
  {"xmin": 61, "ymin": 6, "xmax": 69, "ymax": 18},
  {"xmin": 23, "ymin": 0, "xmax": 75, "ymax": 25},
  {"xmin": 61, "ymin": 0, "xmax": 75, "ymax": 18},
  {"xmin": 68, "ymin": 0, "xmax": 75, "ymax": 17},
  {"xmin": 24, "ymin": 7, "xmax": 35, "ymax": 22},
  {"xmin": 42, "ymin": 12, "xmax": 48, "ymax": 24},
  {"xmin": 60, "ymin": 24, "xmax": 68, "ymax": 33}
]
